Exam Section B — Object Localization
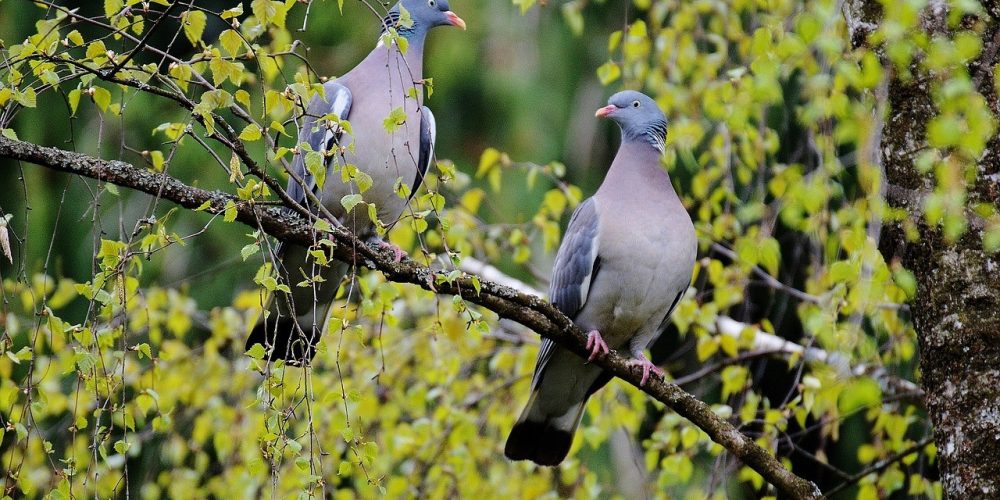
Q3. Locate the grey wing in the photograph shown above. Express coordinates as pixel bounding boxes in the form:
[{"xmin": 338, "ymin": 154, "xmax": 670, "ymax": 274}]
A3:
[
  {"xmin": 532, "ymin": 197, "xmax": 601, "ymax": 386},
  {"xmin": 286, "ymin": 82, "xmax": 353, "ymax": 208},
  {"xmin": 410, "ymin": 105, "xmax": 436, "ymax": 201}
]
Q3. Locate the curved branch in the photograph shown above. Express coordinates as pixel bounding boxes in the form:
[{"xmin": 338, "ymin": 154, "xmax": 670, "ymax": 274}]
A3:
[{"xmin": 0, "ymin": 136, "xmax": 822, "ymax": 499}]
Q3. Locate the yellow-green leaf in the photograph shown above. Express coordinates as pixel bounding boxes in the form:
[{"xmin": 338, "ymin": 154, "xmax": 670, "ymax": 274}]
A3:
[
  {"xmin": 91, "ymin": 87, "xmax": 111, "ymax": 112},
  {"xmin": 68, "ymin": 89, "xmax": 81, "ymax": 115},
  {"xmin": 341, "ymin": 194, "xmax": 364, "ymax": 213},
  {"xmin": 382, "ymin": 107, "xmax": 407, "ymax": 133},
  {"xmin": 219, "ymin": 29, "xmax": 243, "ymax": 57},
  {"xmin": 596, "ymin": 61, "xmax": 620, "ymax": 86},
  {"xmin": 223, "ymin": 200, "xmax": 237, "ymax": 222},
  {"xmin": 239, "ymin": 124, "xmax": 262, "ymax": 141},
  {"xmin": 182, "ymin": 10, "xmax": 207, "ymax": 47}
]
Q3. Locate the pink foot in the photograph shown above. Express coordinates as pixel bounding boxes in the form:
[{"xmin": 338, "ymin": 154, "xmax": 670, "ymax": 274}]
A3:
[
  {"xmin": 585, "ymin": 330, "xmax": 609, "ymax": 362},
  {"xmin": 377, "ymin": 240, "xmax": 406, "ymax": 263},
  {"xmin": 627, "ymin": 354, "xmax": 664, "ymax": 387}
]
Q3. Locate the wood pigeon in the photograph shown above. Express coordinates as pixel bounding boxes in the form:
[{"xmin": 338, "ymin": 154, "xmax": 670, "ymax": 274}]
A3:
[
  {"xmin": 504, "ymin": 91, "xmax": 697, "ymax": 466},
  {"xmin": 246, "ymin": 0, "xmax": 466, "ymax": 364}
]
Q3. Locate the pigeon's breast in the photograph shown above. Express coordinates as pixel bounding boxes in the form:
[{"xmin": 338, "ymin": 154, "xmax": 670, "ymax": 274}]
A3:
[
  {"xmin": 575, "ymin": 193, "xmax": 695, "ymax": 346},
  {"xmin": 324, "ymin": 54, "xmax": 424, "ymax": 228}
]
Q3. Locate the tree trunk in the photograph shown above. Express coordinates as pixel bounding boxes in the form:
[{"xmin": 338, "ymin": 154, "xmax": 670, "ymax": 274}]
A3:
[{"xmin": 850, "ymin": 2, "xmax": 1000, "ymax": 495}]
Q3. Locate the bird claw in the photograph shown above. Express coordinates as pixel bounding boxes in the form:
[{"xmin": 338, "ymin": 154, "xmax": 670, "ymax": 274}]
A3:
[
  {"xmin": 585, "ymin": 330, "xmax": 609, "ymax": 363},
  {"xmin": 627, "ymin": 355, "xmax": 664, "ymax": 387},
  {"xmin": 377, "ymin": 240, "xmax": 406, "ymax": 263}
]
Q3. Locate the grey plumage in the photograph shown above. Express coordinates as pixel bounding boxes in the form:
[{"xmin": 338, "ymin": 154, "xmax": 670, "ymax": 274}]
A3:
[
  {"xmin": 505, "ymin": 91, "xmax": 697, "ymax": 466},
  {"xmin": 246, "ymin": 0, "xmax": 465, "ymax": 364}
]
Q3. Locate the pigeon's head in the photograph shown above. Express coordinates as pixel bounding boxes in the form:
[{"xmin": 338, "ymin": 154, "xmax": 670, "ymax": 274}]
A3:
[
  {"xmin": 393, "ymin": 0, "xmax": 466, "ymax": 33},
  {"xmin": 596, "ymin": 91, "xmax": 667, "ymax": 150}
]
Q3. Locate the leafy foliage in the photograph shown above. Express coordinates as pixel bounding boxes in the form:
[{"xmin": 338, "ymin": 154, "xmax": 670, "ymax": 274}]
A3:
[{"xmin": 2, "ymin": 0, "xmax": 983, "ymax": 497}]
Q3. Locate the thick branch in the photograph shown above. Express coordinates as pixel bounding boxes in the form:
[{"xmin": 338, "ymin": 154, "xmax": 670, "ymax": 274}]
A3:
[{"xmin": 0, "ymin": 136, "xmax": 821, "ymax": 499}]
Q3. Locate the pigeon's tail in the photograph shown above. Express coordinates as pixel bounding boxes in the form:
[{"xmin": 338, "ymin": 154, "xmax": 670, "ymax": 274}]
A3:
[
  {"xmin": 244, "ymin": 245, "xmax": 348, "ymax": 365},
  {"xmin": 504, "ymin": 389, "xmax": 587, "ymax": 466}
]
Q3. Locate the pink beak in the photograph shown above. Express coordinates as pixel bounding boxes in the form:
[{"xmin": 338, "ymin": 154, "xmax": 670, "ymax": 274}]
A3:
[
  {"xmin": 445, "ymin": 11, "xmax": 467, "ymax": 30},
  {"xmin": 595, "ymin": 105, "xmax": 616, "ymax": 118}
]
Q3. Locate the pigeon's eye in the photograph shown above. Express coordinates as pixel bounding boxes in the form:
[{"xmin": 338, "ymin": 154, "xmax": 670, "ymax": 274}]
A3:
[
  {"xmin": 427, "ymin": 0, "xmax": 436, "ymax": 6},
  {"xmin": 632, "ymin": 100, "xmax": 641, "ymax": 108}
]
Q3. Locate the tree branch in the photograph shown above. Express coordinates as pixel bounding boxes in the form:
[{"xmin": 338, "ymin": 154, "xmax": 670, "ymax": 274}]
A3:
[{"xmin": 0, "ymin": 136, "xmax": 822, "ymax": 499}]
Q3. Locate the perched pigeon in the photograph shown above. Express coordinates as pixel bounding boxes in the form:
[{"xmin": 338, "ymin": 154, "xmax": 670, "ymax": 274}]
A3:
[
  {"xmin": 505, "ymin": 91, "xmax": 697, "ymax": 466},
  {"xmin": 246, "ymin": 0, "xmax": 466, "ymax": 364}
]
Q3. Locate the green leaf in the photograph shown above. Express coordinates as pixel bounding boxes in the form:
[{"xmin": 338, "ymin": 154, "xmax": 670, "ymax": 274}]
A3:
[
  {"xmin": 223, "ymin": 200, "xmax": 237, "ymax": 222},
  {"xmin": 114, "ymin": 439, "xmax": 130, "ymax": 454},
  {"xmin": 893, "ymin": 268, "xmax": 917, "ymax": 299},
  {"xmin": 252, "ymin": 0, "xmax": 288, "ymax": 27},
  {"xmin": 235, "ymin": 89, "xmax": 251, "ymax": 109},
  {"xmin": 241, "ymin": 243, "xmax": 260, "ymax": 261},
  {"xmin": 596, "ymin": 61, "xmax": 621, "ymax": 85},
  {"xmin": 219, "ymin": 30, "xmax": 243, "ymax": 57},
  {"xmin": 91, "ymin": 87, "xmax": 111, "ymax": 112},
  {"xmin": 86, "ymin": 40, "xmax": 108, "ymax": 61},
  {"xmin": 398, "ymin": 5, "xmax": 414, "ymax": 29},
  {"xmin": 305, "ymin": 151, "xmax": 326, "ymax": 190},
  {"xmin": 269, "ymin": 120, "xmax": 288, "ymax": 137},
  {"xmin": 341, "ymin": 194, "xmax": 364, "ymax": 213},
  {"xmin": 66, "ymin": 30, "xmax": 84, "ymax": 46},
  {"xmin": 182, "ymin": 10, "xmax": 207, "ymax": 46},
  {"xmin": 758, "ymin": 237, "xmax": 781, "ymax": 275},
  {"xmin": 382, "ymin": 107, "xmax": 407, "ymax": 133},
  {"xmin": 68, "ymin": 89, "xmax": 81, "ymax": 115},
  {"xmin": 337, "ymin": 460, "xmax": 352, "ymax": 476},
  {"xmin": 14, "ymin": 422, "xmax": 27, "ymax": 441},
  {"xmin": 314, "ymin": 218, "xmax": 333, "ymax": 233},
  {"xmin": 355, "ymin": 171, "xmax": 373, "ymax": 193},
  {"xmin": 149, "ymin": 150, "xmax": 166, "ymax": 171},
  {"xmin": 16, "ymin": 87, "xmax": 36, "ymax": 108},
  {"xmin": 246, "ymin": 343, "xmax": 265, "ymax": 360},
  {"xmin": 8, "ymin": 346, "xmax": 32, "ymax": 364},
  {"xmin": 239, "ymin": 124, "xmax": 262, "ymax": 141},
  {"xmin": 561, "ymin": 1, "xmax": 584, "ymax": 36},
  {"xmin": 220, "ymin": 5, "xmax": 244, "ymax": 19},
  {"xmin": 696, "ymin": 335, "xmax": 718, "ymax": 361},
  {"xmin": 341, "ymin": 426, "xmax": 355, "ymax": 442},
  {"xmin": 838, "ymin": 378, "xmax": 882, "ymax": 414}
]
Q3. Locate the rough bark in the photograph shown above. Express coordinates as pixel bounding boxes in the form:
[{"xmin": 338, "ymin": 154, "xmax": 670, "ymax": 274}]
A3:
[
  {"xmin": 0, "ymin": 136, "xmax": 823, "ymax": 499},
  {"xmin": 848, "ymin": 2, "xmax": 1000, "ymax": 496}
]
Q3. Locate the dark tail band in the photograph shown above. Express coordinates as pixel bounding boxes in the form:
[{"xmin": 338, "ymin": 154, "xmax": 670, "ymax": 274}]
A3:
[{"xmin": 504, "ymin": 420, "xmax": 574, "ymax": 466}]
